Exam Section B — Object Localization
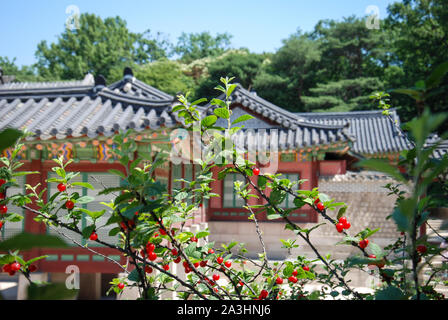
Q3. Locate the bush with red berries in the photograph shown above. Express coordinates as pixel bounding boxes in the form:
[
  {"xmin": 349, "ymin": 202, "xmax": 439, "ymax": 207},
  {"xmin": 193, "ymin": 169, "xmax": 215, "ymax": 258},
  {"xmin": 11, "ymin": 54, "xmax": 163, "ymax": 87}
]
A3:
[{"xmin": 0, "ymin": 78, "xmax": 447, "ymax": 301}]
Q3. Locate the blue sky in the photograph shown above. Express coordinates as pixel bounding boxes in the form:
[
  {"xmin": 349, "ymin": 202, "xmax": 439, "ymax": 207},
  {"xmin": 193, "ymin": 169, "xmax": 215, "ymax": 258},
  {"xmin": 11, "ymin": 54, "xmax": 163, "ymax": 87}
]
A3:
[{"xmin": 0, "ymin": 0, "xmax": 398, "ymax": 67}]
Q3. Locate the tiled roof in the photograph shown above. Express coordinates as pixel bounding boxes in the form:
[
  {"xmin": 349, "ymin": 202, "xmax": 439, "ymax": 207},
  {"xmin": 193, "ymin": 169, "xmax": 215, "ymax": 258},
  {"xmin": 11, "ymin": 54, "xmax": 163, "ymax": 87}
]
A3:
[
  {"xmin": 201, "ymin": 84, "xmax": 352, "ymax": 150},
  {"xmin": 294, "ymin": 110, "xmax": 413, "ymax": 155},
  {"xmin": 424, "ymin": 134, "xmax": 448, "ymax": 160},
  {"xmin": 203, "ymin": 85, "xmax": 315, "ymax": 130},
  {"xmin": 0, "ymin": 70, "xmax": 177, "ymax": 141},
  {"xmin": 231, "ymin": 127, "xmax": 350, "ymax": 151}
]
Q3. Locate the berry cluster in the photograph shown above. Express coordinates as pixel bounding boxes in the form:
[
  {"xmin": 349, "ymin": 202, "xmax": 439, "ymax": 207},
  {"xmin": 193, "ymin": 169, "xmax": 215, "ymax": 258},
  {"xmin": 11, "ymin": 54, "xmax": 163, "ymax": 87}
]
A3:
[
  {"xmin": 2, "ymin": 262, "xmax": 37, "ymax": 276},
  {"xmin": 0, "ymin": 179, "xmax": 8, "ymax": 230},
  {"xmin": 335, "ymin": 216, "xmax": 351, "ymax": 233},
  {"xmin": 314, "ymin": 198, "xmax": 325, "ymax": 211}
]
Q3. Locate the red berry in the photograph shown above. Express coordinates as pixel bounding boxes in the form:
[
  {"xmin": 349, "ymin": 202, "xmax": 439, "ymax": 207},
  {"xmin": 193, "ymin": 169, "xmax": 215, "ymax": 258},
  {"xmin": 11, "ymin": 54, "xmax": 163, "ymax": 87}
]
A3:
[
  {"xmin": 292, "ymin": 270, "xmax": 298, "ymax": 276},
  {"xmin": 145, "ymin": 266, "xmax": 153, "ymax": 273},
  {"xmin": 338, "ymin": 216, "xmax": 347, "ymax": 225},
  {"xmin": 163, "ymin": 264, "xmax": 169, "ymax": 271},
  {"xmin": 194, "ymin": 262, "xmax": 199, "ymax": 268},
  {"xmin": 171, "ymin": 248, "xmax": 178, "ymax": 256},
  {"xmin": 184, "ymin": 267, "xmax": 192, "ymax": 274},
  {"xmin": 276, "ymin": 277, "xmax": 283, "ymax": 285},
  {"xmin": 148, "ymin": 251, "xmax": 157, "ymax": 261},
  {"xmin": 336, "ymin": 223, "xmax": 344, "ymax": 233},
  {"xmin": 183, "ymin": 261, "xmax": 189, "ymax": 268},
  {"xmin": 3, "ymin": 264, "xmax": 11, "ymax": 273},
  {"xmin": 8, "ymin": 271, "xmax": 15, "ymax": 276},
  {"xmin": 159, "ymin": 228, "xmax": 167, "ymax": 236},
  {"xmin": 216, "ymin": 257, "xmax": 223, "ymax": 264},
  {"xmin": 224, "ymin": 261, "xmax": 232, "ymax": 268},
  {"xmin": 252, "ymin": 167, "xmax": 260, "ymax": 175},
  {"xmin": 208, "ymin": 248, "xmax": 215, "ymax": 254},
  {"xmin": 0, "ymin": 192, "xmax": 6, "ymax": 200},
  {"xmin": 57, "ymin": 183, "xmax": 66, "ymax": 192},
  {"xmin": 259, "ymin": 289, "xmax": 268, "ymax": 299},
  {"xmin": 173, "ymin": 256, "xmax": 181, "ymax": 264},
  {"xmin": 302, "ymin": 265, "xmax": 310, "ymax": 272},
  {"xmin": 65, "ymin": 200, "xmax": 74, "ymax": 210},
  {"xmin": 369, "ymin": 254, "xmax": 376, "ymax": 259},
  {"xmin": 359, "ymin": 239, "xmax": 369, "ymax": 249},
  {"xmin": 0, "ymin": 179, "xmax": 6, "ymax": 186},
  {"xmin": 200, "ymin": 260, "xmax": 207, "ymax": 267},
  {"xmin": 29, "ymin": 264, "xmax": 38, "ymax": 272},
  {"xmin": 89, "ymin": 232, "xmax": 98, "ymax": 241},
  {"xmin": 343, "ymin": 222, "xmax": 351, "ymax": 230},
  {"xmin": 314, "ymin": 198, "xmax": 320, "ymax": 205},
  {"xmin": 153, "ymin": 233, "xmax": 159, "ymax": 238},
  {"xmin": 417, "ymin": 244, "xmax": 427, "ymax": 254},
  {"xmin": 0, "ymin": 205, "xmax": 7, "ymax": 214},
  {"xmin": 316, "ymin": 202, "xmax": 325, "ymax": 211},
  {"xmin": 11, "ymin": 262, "xmax": 21, "ymax": 272},
  {"xmin": 0, "ymin": 221, "xmax": 3, "ymax": 230},
  {"xmin": 190, "ymin": 236, "xmax": 198, "ymax": 243},
  {"xmin": 117, "ymin": 283, "xmax": 125, "ymax": 290},
  {"xmin": 238, "ymin": 281, "xmax": 244, "ymax": 286},
  {"xmin": 199, "ymin": 203, "xmax": 203, "ymax": 208},
  {"xmin": 213, "ymin": 274, "xmax": 220, "ymax": 281},
  {"xmin": 146, "ymin": 243, "xmax": 155, "ymax": 252},
  {"xmin": 288, "ymin": 276, "xmax": 298, "ymax": 283}
]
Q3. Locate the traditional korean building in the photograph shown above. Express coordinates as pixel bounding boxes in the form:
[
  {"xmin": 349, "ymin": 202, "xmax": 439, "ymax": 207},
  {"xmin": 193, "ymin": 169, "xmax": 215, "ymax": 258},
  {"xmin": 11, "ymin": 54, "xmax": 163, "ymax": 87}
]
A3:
[{"xmin": 0, "ymin": 68, "xmax": 446, "ymax": 298}]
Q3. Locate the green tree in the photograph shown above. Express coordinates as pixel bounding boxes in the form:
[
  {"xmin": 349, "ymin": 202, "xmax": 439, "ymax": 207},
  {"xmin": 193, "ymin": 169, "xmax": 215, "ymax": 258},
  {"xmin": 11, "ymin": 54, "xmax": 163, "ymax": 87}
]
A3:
[
  {"xmin": 384, "ymin": 0, "xmax": 448, "ymax": 124},
  {"xmin": 253, "ymin": 32, "xmax": 321, "ymax": 112},
  {"xmin": 134, "ymin": 59, "xmax": 195, "ymax": 96},
  {"xmin": 310, "ymin": 16, "xmax": 388, "ymax": 81},
  {"xmin": 301, "ymin": 77, "xmax": 383, "ymax": 112},
  {"xmin": 174, "ymin": 31, "xmax": 233, "ymax": 63},
  {"xmin": 193, "ymin": 50, "xmax": 265, "ymax": 100},
  {"xmin": 0, "ymin": 57, "xmax": 42, "ymax": 82},
  {"xmin": 35, "ymin": 13, "xmax": 169, "ymax": 82}
]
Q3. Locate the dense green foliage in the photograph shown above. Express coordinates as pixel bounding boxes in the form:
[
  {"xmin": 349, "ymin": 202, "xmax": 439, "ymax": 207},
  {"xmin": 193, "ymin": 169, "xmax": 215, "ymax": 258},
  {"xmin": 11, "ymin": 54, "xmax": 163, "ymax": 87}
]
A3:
[{"xmin": 1, "ymin": 0, "xmax": 447, "ymax": 129}]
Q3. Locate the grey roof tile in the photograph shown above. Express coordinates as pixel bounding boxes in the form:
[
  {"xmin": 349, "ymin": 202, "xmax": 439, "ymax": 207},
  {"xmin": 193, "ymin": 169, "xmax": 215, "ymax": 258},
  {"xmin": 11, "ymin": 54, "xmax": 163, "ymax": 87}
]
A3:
[{"xmin": 295, "ymin": 109, "xmax": 413, "ymax": 155}]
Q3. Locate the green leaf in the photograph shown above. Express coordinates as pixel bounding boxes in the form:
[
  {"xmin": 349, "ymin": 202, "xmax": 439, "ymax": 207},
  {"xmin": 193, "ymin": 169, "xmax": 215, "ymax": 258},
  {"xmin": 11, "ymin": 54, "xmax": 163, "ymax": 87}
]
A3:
[
  {"xmin": 196, "ymin": 231, "xmax": 209, "ymax": 239},
  {"xmin": 391, "ymin": 88, "xmax": 423, "ymax": 101},
  {"xmin": 337, "ymin": 206, "xmax": 347, "ymax": 220},
  {"xmin": 108, "ymin": 227, "xmax": 121, "ymax": 237},
  {"xmin": 190, "ymin": 98, "xmax": 207, "ymax": 106},
  {"xmin": 214, "ymin": 107, "xmax": 230, "ymax": 119},
  {"xmin": 81, "ymin": 225, "xmax": 96, "ymax": 239},
  {"xmin": 210, "ymin": 98, "xmax": 227, "ymax": 108},
  {"xmin": 108, "ymin": 169, "xmax": 126, "ymax": 179},
  {"xmin": 0, "ymin": 128, "xmax": 22, "ymax": 152},
  {"xmin": 369, "ymin": 243, "xmax": 384, "ymax": 258},
  {"xmin": 0, "ymin": 232, "xmax": 68, "ymax": 251},
  {"xmin": 71, "ymin": 182, "xmax": 94, "ymax": 190},
  {"xmin": 201, "ymin": 115, "xmax": 217, "ymax": 127},
  {"xmin": 75, "ymin": 196, "xmax": 94, "ymax": 204},
  {"xmin": 5, "ymin": 213, "xmax": 24, "ymax": 222},
  {"xmin": 375, "ymin": 286, "xmax": 407, "ymax": 300},
  {"xmin": 425, "ymin": 61, "xmax": 448, "ymax": 90},
  {"xmin": 257, "ymin": 176, "xmax": 267, "ymax": 189},
  {"xmin": 27, "ymin": 283, "xmax": 78, "ymax": 300},
  {"xmin": 122, "ymin": 204, "xmax": 144, "ymax": 220},
  {"xmin": 12, "ymin": 171, "xmax": 39, "ymax": 177},
  {"xmin": 231, "ymin": 114, "xmax": 254, "ymax": 125},
  {"xmin": 26, "ymin": 255, "xmax": 48, "ymax": 265},
  {"xmin": 79, "ymin": 208, "xmax": 105, "ymax": 220},
  {"xmin": 128, "ymin": 268, "xmax": 141, "ymax": 282}
]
